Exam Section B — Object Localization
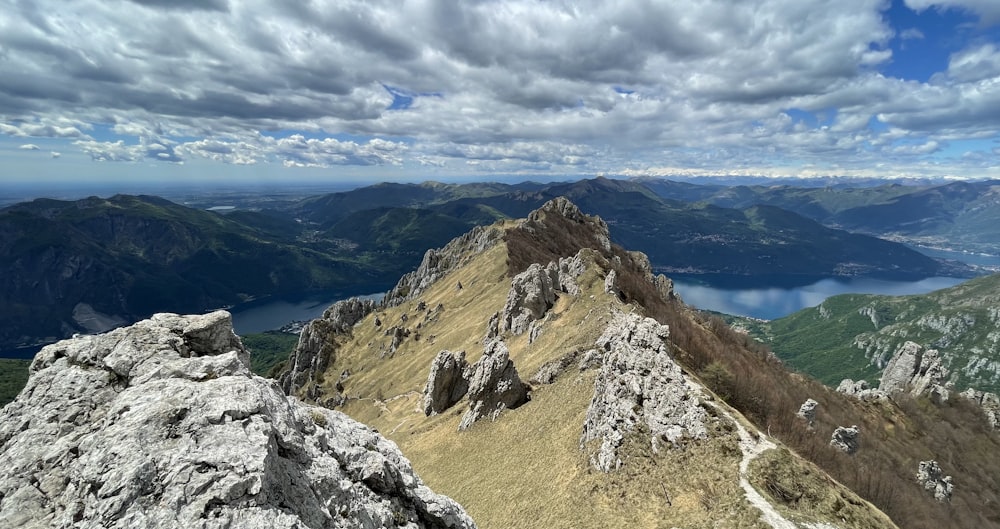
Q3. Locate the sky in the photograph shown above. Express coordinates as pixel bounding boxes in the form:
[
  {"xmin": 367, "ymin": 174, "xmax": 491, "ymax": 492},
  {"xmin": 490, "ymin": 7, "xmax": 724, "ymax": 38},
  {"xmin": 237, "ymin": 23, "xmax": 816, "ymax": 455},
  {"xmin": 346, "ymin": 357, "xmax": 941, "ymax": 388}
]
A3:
[{"xmin": 3, "ymin": 0, "xmax": 1000, "ymax": 185}]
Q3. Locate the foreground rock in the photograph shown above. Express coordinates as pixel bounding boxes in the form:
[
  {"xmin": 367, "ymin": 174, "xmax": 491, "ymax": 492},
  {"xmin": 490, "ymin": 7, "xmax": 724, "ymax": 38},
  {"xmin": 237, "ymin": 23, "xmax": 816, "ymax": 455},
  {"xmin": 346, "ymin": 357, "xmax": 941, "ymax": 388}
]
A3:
[
  {"xmin": 0, "ymin": 312, "xmax": 475, "ymax": 529},
  {"xmin": 797, "ymin": 398, "xmax": 818, "ymax": 426},
  {"xmin": 836, "ymin": 379, "xmax": 887, "ymax": 402},
  {"xmin": 916, "ymin": 460, "xmax": 954, "ymax": 502},
  {"xmin": 581, "ymin": 312, "xmax": 708, "ymax": 472}
]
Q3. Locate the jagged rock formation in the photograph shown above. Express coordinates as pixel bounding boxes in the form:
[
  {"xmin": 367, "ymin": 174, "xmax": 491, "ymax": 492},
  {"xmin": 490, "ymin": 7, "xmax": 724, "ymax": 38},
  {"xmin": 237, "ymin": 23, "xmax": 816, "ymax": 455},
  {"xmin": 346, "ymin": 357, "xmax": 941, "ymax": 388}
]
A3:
[
  {"xmin": 603, "ymin": 269, "xmax": 619, "ymax": 296},
  {"xmin": 836, "ymin": 379, "xmax": 888, "ymax": 402},
  {"xmin": 830, "ymin": 425, "xmax": 860, "ymax": 455},
  {"xmin": 0, "ymin": 312, "xmax": 475, "ymax": 529},
  {"xmin": 279, "ymin": 297, "xmax": 376, "ymax": 398},
  {"xmin": 459, "ymin": 339, "xmax": 529, "ymax": 430},
  {"xmin": 797, "ymin": 398, "xmax": 818, "ymax": 426},
  {"xmin": 384, "ymin": 225, "xmax": 503, "ymax": 307},
  {"xmin": 960, "ymin": 388, "xmax": 1000, "ymax": 430},
  {"xmin": 529, "ymin": 349, "xmax": 586, "ymax": 385},
  {"xmin": 581, "ymin": 312, "xmax": 708, "ymax": 472},
  {"xmin": 878, "ymin": 341, "xmax": 951, "ymax": 403},
  {"xmin": 423, "ymin": 351, "xmax": 470, "ymax": 416},
  {"xmin": 501, "ymin": 263, "xmax": 557, "ymax": 335},
  {"xmin": 916, "ymin": 460, "xmax": 954, "ymax": 502},
  {"xmin": 500, "ymin": 252, "xmax": 588, "ymax": 336}
]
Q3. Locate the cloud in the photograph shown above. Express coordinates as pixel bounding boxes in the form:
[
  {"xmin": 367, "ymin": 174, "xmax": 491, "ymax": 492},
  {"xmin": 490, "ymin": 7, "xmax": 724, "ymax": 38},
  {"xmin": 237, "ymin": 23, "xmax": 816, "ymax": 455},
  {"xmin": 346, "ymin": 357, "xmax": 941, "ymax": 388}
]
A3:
[
  {"xmin": 904, "ymin": 0, "xmax": 1000, "ymax": 25},
  {"xmin": 0, "ymin": 0, "xmax": 998, "ymax": 178},
  {"xmin": 18, "ymin": 144, "xmax": 40, "ymax": 150},
  {"xmin": 51, "ymin": 151, "xmax": 60, "ymax": 158}
]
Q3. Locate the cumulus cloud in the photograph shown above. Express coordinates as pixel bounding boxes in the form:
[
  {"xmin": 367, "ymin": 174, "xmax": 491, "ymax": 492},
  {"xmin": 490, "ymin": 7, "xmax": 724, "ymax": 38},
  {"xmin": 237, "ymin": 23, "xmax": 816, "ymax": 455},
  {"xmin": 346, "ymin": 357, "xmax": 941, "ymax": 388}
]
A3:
[
  {"xmin": 0, "ymin": 0, "xmax": 999, "ymax": 177},
  {"xmin": 18, "ymin": 144, "xmax": 40, "ymax": 150}
]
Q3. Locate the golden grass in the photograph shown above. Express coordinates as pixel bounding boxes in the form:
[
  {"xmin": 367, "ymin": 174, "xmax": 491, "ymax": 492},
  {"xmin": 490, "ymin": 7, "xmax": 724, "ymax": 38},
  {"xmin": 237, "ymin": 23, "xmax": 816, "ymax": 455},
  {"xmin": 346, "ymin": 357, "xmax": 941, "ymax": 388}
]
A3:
[{"xmin": 319, "ymin": 237, "xmax": 897, "ymax": 529}]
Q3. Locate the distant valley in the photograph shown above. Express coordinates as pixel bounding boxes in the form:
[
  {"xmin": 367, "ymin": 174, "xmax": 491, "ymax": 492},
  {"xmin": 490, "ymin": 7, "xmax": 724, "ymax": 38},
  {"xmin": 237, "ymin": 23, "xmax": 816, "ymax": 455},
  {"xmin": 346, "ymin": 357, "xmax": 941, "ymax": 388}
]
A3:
[{"xmin": 0, "ymin": 177, "xmax": 990, "ymax": 352}]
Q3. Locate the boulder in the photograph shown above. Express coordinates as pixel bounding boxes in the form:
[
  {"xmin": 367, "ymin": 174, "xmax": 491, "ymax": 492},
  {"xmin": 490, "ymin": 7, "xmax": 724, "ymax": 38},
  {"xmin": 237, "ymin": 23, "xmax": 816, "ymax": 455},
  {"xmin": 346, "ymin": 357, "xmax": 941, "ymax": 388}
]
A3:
[
  {"xmin": 501, "ymin": 263, "xmax": 557, "ymax": 335},
  {"xmin": 459, "ymin": 340, "xmax": 529, "ymax": 430},
  {"xmin": 960, "ymin": 388, "xmax": 1000, "ymax": 430},
  {"xmin": 797, "ymin": 398, "xmax": 818, "ymax": 426},
  {"xmin": 0, "ymin": 312, "xmax": 476, "ymax": 529},
  {"xmin": 878, "ymin": 341, "xmax": 951, "ymax": 402},
  {"xmin": 604, "ymin": 269, "xmax": 620, "ymax": 297},
  {"xmin": 836, "ymin": 379, "xmax": 888, "ymax": 402},
  {"xmin": 830, "ymin": 425, "xmax": 860, "ymax": 455},
  {"xmin": 581, "ymin": 312, "xmax": 708, "ymax": 472},
  {"xmin": 916, "ymin": 460, "xmax": 954, "ymax": 502},
  {"xmin": 423, "ymin": 351, "xmax": 471, "ymax": 416}
]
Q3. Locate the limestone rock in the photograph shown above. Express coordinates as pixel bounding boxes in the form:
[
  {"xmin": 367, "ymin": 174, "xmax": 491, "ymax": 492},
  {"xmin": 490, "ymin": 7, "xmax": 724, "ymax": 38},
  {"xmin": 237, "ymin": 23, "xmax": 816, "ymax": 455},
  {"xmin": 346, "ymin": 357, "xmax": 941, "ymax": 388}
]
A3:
[
  {"xmin": 384, "ymin": 225, "xmax": 502, "ymax": 307},
  {"xmin": 830, "ymin": 425, "xmax": 860, "ymax": 455},
  {"xmin": 278, "ymin": 297, "xmax": 376, "ymax": 396},
  {"xmin": 916, "ymin": 460, "xmax": 953, "ymax": 502},
  {"xmin": 549, "ymin": 251, "xmax": 587, "ymax": 296},
  {"xmin": 0, "ymin": 312, "xmax": 476, "ymax": 529},
  {"xmin": 423, "ymin": 351, "xmax": 470, "ymax": 416},
  {"xmin": 960, "ymin": 388, "xmax": 1000, "ymax": 430},
  {"xmin": 654, "ymin": 274, "xmax": 675, "ymax": 301},
  {"xmin": 529, "ymin": 349, "xmax": 583, "ymax": 385},
  {"xmin": 797, "ymin": 398, "xmax": 818, "ymax": 426},
  {"xmin": 501, "ymin": 263, "xmax": 557, "ymax": 335},
  {"xmin": 604, "ymin": 269, "xmax": 619, "ymax": 296},
  {"xmin": 878, "ymin": 341, "xmax": 951, "ymax": 402},
  {"xmin": 459, "ymin": 340, "xmax": 529, "ymax": 430},
  {"xmin": 581, "ymin": 312, "xmax": 708, "ymax": 472},
  {"xmin": 836, "ymin": 379, "xmax": 888, "ymax": 402},
  {"xmin": 523, "ymin": 197, "xmax": 612, "ymax": 253}
]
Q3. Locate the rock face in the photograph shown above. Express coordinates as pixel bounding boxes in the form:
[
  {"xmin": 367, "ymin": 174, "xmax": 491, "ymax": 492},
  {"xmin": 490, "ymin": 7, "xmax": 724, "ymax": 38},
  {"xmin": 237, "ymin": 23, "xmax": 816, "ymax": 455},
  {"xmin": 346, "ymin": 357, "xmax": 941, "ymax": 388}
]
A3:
[
  {"xmin": 916, "ymin": 460, "xmax": 954, "ymax": 502},
  {"xmin": 279, "ymin": 297, "xmax": 376, "ymax": 397},
  {"xmin": 0, "ymin": 312, "xmax": 475, "ymax": 529},
  {"xmin": 384, "ymin": 225, "xmax": 503, "ymax": 307},
  {"xmin": 836, "ymin": 379, "xmax": 888, "ymax": 402},
  {"xmin": 501, "ymin": 263, "xmax": 557, "ymax": 335},
  {"xmin": 830, "ymin": 425, "xmax": 860, "ymax": 455},
  {"xmin": 878, "ymin": 341, "xmax": 950, "ymax": 402},
  {"xmin": 960, "ymin": 388, "xmax": 1000, "ymax": 430},
  {"xmin": 459, "ymin": 340, "xmax": 529, "ymax": 430},
  {"xmin": 423, "ymin": 351, "xmax": 470, "ymax": 416},
  {"xmin": 581, "ymin": 312, "xmax": 708, "ymax": 472},
  {"xmin": 797, "ymin": 398, "xmax": 818, "ymax": 426}
]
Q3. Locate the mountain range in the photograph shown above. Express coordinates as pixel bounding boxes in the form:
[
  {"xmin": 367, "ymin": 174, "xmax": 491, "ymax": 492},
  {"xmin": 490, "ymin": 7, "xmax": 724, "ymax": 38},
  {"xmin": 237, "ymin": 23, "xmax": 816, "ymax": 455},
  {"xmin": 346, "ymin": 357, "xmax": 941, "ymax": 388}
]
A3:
[{"xmin": 0, "ymin": 178, "xmax": 979, "ymax": 352}]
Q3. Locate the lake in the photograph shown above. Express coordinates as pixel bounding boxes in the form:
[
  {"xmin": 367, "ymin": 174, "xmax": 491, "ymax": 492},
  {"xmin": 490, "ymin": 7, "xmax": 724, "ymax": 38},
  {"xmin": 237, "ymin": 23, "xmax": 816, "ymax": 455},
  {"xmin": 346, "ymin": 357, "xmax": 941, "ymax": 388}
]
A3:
[
  {"xmin": 671, "ymin": 276, "xmax": 967, "ymax": 320},
  {"xmin": 229, "ymin": 289, "xmax": 387, "ymax": 335}
]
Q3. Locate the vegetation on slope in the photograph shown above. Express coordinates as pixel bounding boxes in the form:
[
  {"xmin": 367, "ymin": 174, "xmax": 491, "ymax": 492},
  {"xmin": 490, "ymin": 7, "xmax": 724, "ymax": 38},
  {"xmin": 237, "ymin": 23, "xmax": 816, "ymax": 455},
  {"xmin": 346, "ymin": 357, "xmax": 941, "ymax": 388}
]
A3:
[
  {"xmin": 0, "ymin": 359, "xmax": 29, "ymax": 407},
  {"xmin": 758, "ymin": 273, "xmax": 1000, "ymax": 393},
  {"xmin": 241, "ymin": 331, "xmax": 299, "ymax": 378}
]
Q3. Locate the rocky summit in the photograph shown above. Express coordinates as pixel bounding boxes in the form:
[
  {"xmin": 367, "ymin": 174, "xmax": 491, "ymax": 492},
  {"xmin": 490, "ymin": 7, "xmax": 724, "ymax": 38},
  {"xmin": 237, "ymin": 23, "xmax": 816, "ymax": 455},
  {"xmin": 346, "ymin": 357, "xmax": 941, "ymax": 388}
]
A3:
[{"xmin": 0, "ymin": 311, "xmax": 474, "ymax": 529}]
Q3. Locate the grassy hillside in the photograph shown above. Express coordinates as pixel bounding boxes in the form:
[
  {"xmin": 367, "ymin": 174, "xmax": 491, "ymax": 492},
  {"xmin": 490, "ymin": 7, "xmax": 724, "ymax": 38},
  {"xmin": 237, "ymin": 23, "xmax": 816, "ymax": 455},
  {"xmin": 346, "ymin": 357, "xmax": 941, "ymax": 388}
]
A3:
[
  {"xmin": 285, "ymin": 205, "xmax": 1000, "ymax": 529},
  {"xmin": 0, "ymin": 359, "xmax": 29, "ymax": 407},
  {"xmin": 761, "ymin": 273, "xmax": 1000, "ymax": 393}
]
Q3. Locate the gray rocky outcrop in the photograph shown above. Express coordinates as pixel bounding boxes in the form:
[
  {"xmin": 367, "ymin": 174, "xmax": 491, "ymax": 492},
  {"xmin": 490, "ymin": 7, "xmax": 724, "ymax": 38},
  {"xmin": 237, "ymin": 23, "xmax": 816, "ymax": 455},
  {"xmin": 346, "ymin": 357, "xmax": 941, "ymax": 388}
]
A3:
[
  {"xmin": 654, "ymin": 274, "xmax": 675, "ymax": 301},
  {"xmin": 279, "ymin": 297, "xmax": 376, "ymax": 397},
  {"xmin": 960, "ymin": 388, "xmax": 1000, "ymax": 430},
  {"xmin": 830, "ymin": 425, "xmax": 860, "ymax": 455},
  {"xmin": 916, "ymin": 460, "xmax": 954, "ymax": 502},
  {"xmin": 384, "ymin": 225, "xmax": 503, "ymax": 307},
  {"xmin": 501, "ymin": 263, "xmax": 557, "ymax": 335},
  {"xmin": 604, "ymin": 269, "xmax": 619, "ymax": 296},
  {"xmin": 529, "ymin": 349, "xmax": 585, "ymax": 385},
  {"xmin": 459, "ymin": 340, "xmax": 529, "ymax": 430},
  {"xmin": 548, "ymin": 252, "xmax": 587, "ymax": 296},
  {"xmin": 878, "ymin": 341, "xmax": 951, "ymax": 403},
  {"xmin": 581, "ymin": 312, "xmax": 708, "ymax": 472},
  {"xmin": 836, "ymin": 379, "xmax": 888, "ymax": 402},
  {"xmin": 797, "ymin": 398, "xmax": 818, "ymax": 426},
  {"xmin": 423, "ymin": 351, "xmax": 470, "ymax": 416},
  {"xmin": 0, "ymin": 311, "xmax": 475, "ymax": 529}
]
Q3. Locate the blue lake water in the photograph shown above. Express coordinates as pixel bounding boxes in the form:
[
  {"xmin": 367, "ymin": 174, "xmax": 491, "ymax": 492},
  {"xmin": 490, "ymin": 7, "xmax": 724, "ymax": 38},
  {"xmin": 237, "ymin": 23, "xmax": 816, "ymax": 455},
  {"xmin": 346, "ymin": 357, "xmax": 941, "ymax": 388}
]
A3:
[
  {"xmin": 672, "ymin": 276, "xmax": 967, "ymax": 320},
  {"xmin": 229, "ymin": 290, "xmax": 386, "ymax": 335}
]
